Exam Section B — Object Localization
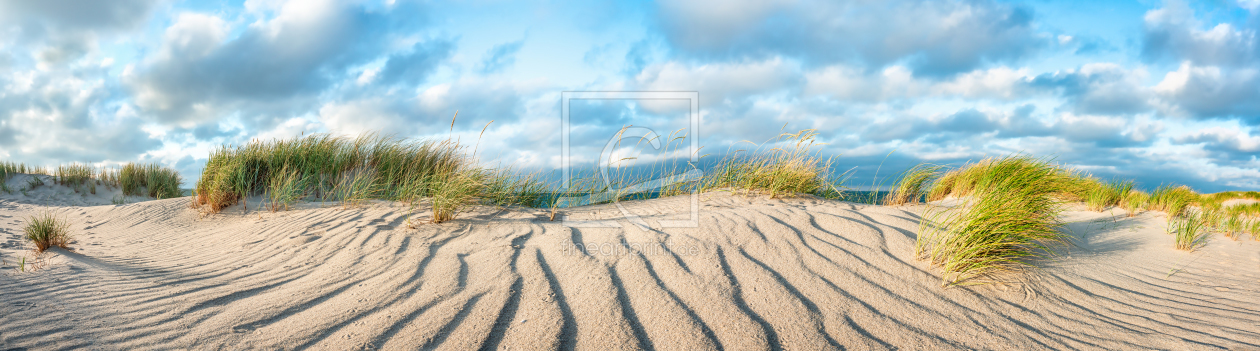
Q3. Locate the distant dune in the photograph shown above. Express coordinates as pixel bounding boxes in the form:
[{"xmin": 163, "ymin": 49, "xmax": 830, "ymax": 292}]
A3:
[{"xmin": 1, "ymin": 191, "xmax": 1258, "ymax": 349}]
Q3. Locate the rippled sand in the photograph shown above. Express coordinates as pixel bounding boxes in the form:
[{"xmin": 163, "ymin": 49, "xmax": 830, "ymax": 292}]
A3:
[{"xmin": 1, "ymin": 192, "xmax": 1258, "ymax": 350}]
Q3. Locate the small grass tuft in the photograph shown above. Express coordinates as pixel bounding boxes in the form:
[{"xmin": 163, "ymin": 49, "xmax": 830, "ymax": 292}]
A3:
[
  {"xmin": 23, "ymin": 211, "xmax": 73, "ymax": 253},
  {"xmin": 1169, "ymin": 212, "xmax": 1210, "ymax": 251}
]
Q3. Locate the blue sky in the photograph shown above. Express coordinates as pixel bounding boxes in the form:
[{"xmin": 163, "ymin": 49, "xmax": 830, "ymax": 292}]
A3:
[{"xmin": 0, "ymin": 0, "xmax": 1258, "ymax": 191}]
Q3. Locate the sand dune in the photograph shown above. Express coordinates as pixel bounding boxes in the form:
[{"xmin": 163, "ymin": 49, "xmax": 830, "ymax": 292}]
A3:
[
  {"xmin": 1, "ymin": 192, "xmax": 1258, "ymax": 350},
  {"xmin": 0, "ymin": 174, "xmax": 157, "ymax": 208}
]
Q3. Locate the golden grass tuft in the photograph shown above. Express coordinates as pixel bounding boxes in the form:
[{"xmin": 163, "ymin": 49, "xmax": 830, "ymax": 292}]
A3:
[
  {"xmin": 884, "ymin": 164, "xmax": 943, "ymax": 206},
  {"xmin": 23, "ymin": 211, "xmax": 73, "ymax": 253},
  {"xmin": 915, "ymin": 156, "xmax": 1074, "ymax": 286}
]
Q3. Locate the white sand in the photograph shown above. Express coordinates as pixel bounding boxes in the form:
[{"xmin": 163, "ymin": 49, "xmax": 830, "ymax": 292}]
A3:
[
  {"xmin": 1, "ymin": 191, "xmax": 1258, "ymax": 350},
  {"xmin": 1225, "ymin": 199, "xmax": 1260, "ymax": 207}
]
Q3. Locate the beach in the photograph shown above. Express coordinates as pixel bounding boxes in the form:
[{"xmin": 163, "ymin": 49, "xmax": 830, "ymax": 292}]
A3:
[{"xmin": 1, "ymin": 192, "xmax": 1257, "ymax": 350}]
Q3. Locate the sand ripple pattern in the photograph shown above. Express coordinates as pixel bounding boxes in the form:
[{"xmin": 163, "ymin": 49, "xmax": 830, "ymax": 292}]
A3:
[{"xmin": 1, "ymin": 194, "xmax": 1258, "ymax": 350}]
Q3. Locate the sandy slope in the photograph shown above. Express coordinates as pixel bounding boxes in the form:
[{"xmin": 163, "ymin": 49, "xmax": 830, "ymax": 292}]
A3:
[
  {"xmin": 0, "ymin": 174, "xmax": 157, "ymax": 208},
  {"xmin": 0, "ymin": 192, "xmax": 1258, "ymax": 350}
]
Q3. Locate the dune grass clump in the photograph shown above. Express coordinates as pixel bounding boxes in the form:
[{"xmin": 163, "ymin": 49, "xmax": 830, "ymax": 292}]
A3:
[
  {"xmin": 1222, "ymin": 212, "xmax": 1245, "ymax": 240},
  {"xmin": 703, "ymin": 129, "xmax": 845, "ymax": 199},
  {"xmin": 265, "ymin": 165, "xmax": 308, "ymax": 212},
  {"xmin": 193, "ymin": 133, "xmax": 526, "ymax": 220},
  {"xmin": 1, "ymin": 161, "xmax": 45, "ymax": 193},
  {"xmin": 1147, "ymin": 185, "xmax": 1197, "ymax": 220},
  {"xmin": 23, "ymin": 211, "xmax": 73, "ymax": 253},
  {"xmin": 1249, "ymin": 218, "xmax": 1260, "ymax": 240},
  {"xmin": 193, "ymin": 133, "xmax": 459, "ymax": 212},
  {"xmin": 329, "ymin": 167, "xmax": 381, "ymax": 208},
  {"xmin": 1201, "ymin": 191, "xmax": 1260, "ymax": 205},
  {"xmin": 1084, "ymin": 179, "xmax": 1133, "ymax": 212},
  {"xmin": 1, "ymin": 161, "xmax": 27, "ymax": 181},
  {"xmin": 555, "ymin": 128, "xmax": 847, "ymax": 206},
  {"xmin": 1121, "ymin": 191, "xmax": 1149, "ymax": 217},
  {"xmin": 915, "ymin": 156, "xmax": 1073, "ymax": 286},
  {"xmin": 884, "ymin": 164, "xmax": 943, "ymax": 206},
  {"xmin": 56, "ymin": 163, "xmax": 95, "ymax": 189},
  {"xmin": 427, "ymin": 167, "xmax": 487, "ymax": 223},
  {"xmin": 110, "ymin": 163, "xmax": 183, "ymax": 199},
  {"xmin": 1169, "ymin": 212, "xmax": 1210, "ymax": 251}
]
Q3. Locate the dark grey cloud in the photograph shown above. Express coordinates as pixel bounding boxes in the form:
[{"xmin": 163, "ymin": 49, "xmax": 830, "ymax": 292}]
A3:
[
  {"xmin": 653, "ymin": 0, "xmax": 1046, "ymax": 76},
  {"xmin": 477, "ymin": 39, "xmax": 524, "ymax": 74}
]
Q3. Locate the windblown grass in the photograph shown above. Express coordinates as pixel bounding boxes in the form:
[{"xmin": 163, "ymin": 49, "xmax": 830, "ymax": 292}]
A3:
[
  {"xmin": 109, "ymin": 163, "xmax": 184, "ymax": 199},
  {"xmin": 1, "ymin": 162, "xmax": 48, "ymax": 192},
  {"xmin": 1084, "ymin": 179, "xmax": 1133, "ymax": 212},
  {"xmin": 195, "ymin": 134, "xmax": 462, "ymax": 212},
  {"xmin": 1222, "ymin": 212, "xmax": 1245, "ymax": 240},
  {"xmin": 4, "ymin": 161, "xmax": 181, "ymax": 199},
  {"xmin": 428, "ymin": 166, "xmax": 485, "ymax": 223},
  {"xmin": 701, "ymin": 129, "xmax": 846, "ymax": 199},
  {"xmin": 1169, "ymin": 212, "xmax": 1210, "ymax": 251},
  {"xmin": 193, "ymin": 133, "xmax": 537, "ymax": 221},
  {"xmin": 265, "ymin": 165, "xmax": 308, "ymax": 212},
  {"xmin": 915, "ymin": 156, "xmax": 1073, "ymax": 286},
  {"xmin": 1121, "ymin": 191, "xmax": 1149, "ymax": 217},
  {"xmin": 23, "ymin": 211, "xmax": 72, "ymax": 253},
  {"xmin": 884, "ymin": 164, "xmax": 943, "ymax": 206},
  {"xmin": 1147, "ymin": 184, "xmax": 1197, "ymax": 219},
  {"xmin": 1201, "ymin": 190, "xmax": 1260, "ymax": 204},
  {"xmin": 1249, "ymin": 218, "xmax": 1260, "ymax": 240}
]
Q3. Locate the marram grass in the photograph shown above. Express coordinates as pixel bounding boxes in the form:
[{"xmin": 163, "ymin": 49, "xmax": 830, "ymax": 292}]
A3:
[
  {"xmin": 4, "ymin": 161, "xmax": 181, "ymax": 199},
  {"xmin": 23, "ymin": 211, "xmax": 72, "ymax": 253},
  {"xmin": 915, "ymin": 156, "xmax": 1074, "ymax": 286},
  {"xmin": 1120, "ymin": 191, "xmax": 1149, "ymax": 217},
  {"xmin": 1169, "ymin": 212, "xmax": 1210, "ymax": 251},
  {"xmin": 193, "ymin": 129, "xmax": 848, "ymax": 224},
  {"xmin": 192, "ymin": 133, "xmax": 540, "ymax": 224},
  {"xmin": 1084, "ymin": 179, "xmax": 1133, "ymax": 212},
  {"xmin": 885, "ymin": 164, "xmax": 943, "ymax": 206}
]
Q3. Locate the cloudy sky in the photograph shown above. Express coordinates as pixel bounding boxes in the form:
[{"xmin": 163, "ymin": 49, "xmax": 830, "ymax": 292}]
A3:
[{"xmin": 1, "ymin": 0, "xmax": 1258, "ymax": 191}]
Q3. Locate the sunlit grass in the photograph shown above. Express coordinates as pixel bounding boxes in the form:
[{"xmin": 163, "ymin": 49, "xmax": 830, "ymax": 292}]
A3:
[
  {"xmin": 1147, "ymin": 184, "xmax": 1197, "ymax": 220},
  {"xmin": 23, "ymin": 211, "xmax": 72, "ymax": 253},
  {"xmin": 700, "ymin": 129, "xmax": 846, "ymax": 199},
  {"xmin": 193, "ymin": 133, "xmax": 541, "ymax": 222},
  {"xmin": 915, "ymin": 156, "xmax": 1073, "ymax": 286},
  {"xmin": 884, "ymin": 164, "xmax": 943, "ymax": 206},
  {"xmin": 1084, "ymin": 179, "xmax": 1133, "ymax": 212},
  {"xmin": 1169, "ymin": 212, "xmax": 1210, "ymax": 251},
  {"xmin": 1120, "ymin": 190, "xmax": 1148, "ymax": 217},
  {"xmin": 55, "ymin": 163, "xmax": 95, "ymax": 191}
]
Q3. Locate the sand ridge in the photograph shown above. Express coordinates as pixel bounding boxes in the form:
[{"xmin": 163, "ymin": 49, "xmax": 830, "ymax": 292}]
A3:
[{"xmin": 0, "ymin": 192, "xmax": 1258, "ymax": 350}]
